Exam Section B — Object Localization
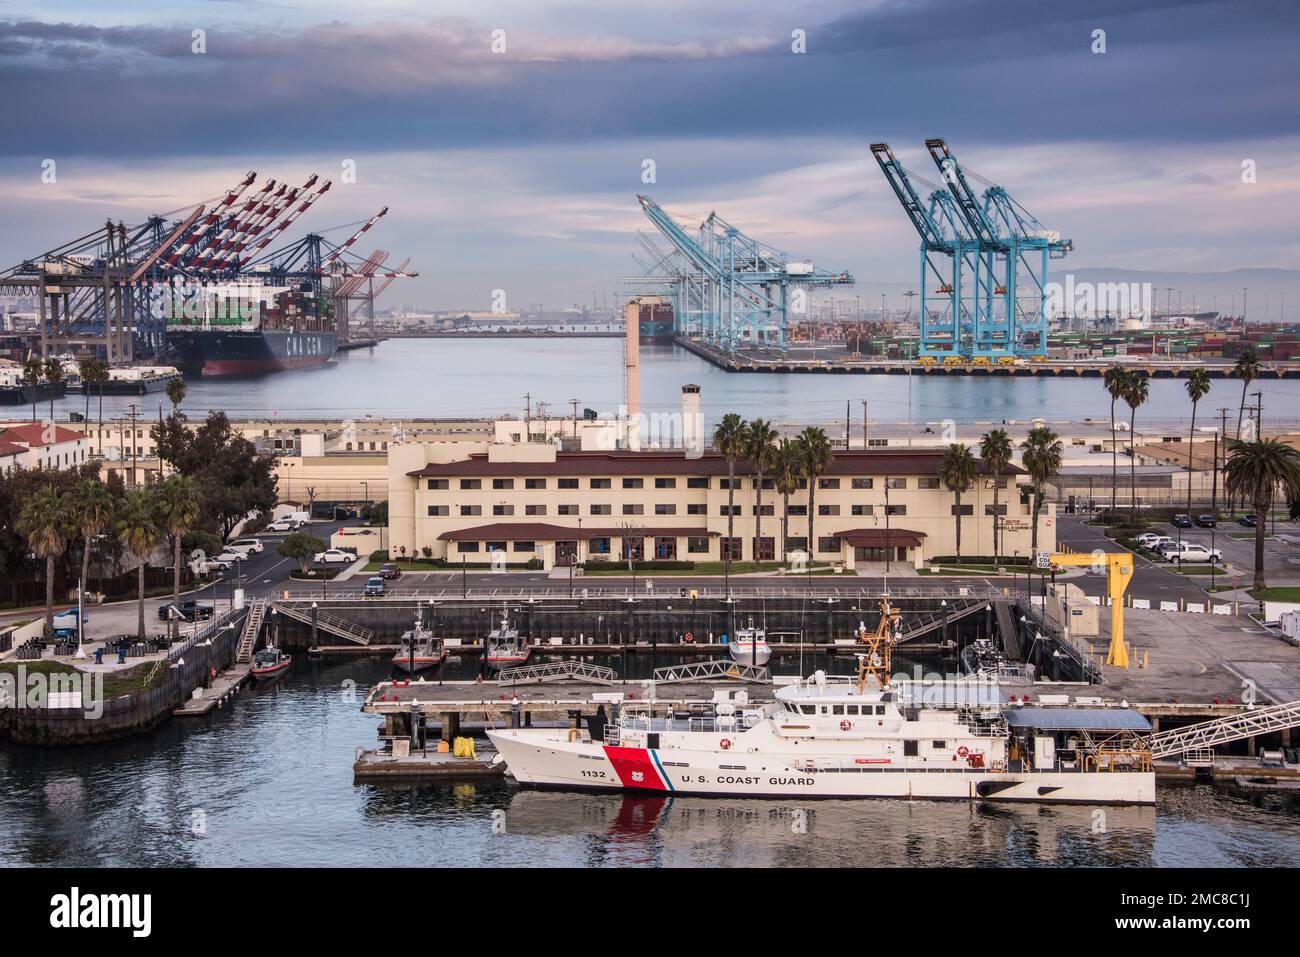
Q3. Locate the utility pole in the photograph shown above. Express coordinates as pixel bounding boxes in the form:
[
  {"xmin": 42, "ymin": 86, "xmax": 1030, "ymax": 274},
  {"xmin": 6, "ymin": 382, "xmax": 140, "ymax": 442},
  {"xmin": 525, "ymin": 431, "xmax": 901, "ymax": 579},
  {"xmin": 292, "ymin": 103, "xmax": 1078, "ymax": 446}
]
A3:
[
  {"xmin": 570, "ymin": 398, "xmax": 579, "ymax": 440},
  {"xmin": 125, "ymin": 403, "xmax": 141, "ymax": 488},
  {"xmin": 523, "ymin": 392, "xmax": 531, "ymax": 441},
  {"xmin": 862, "ymin": 400, "xmax": 868, "ymax": 449},
  {"xmin": 1252, "ymin": 391, "xmax": 1263, "ymax": 437},
  {"xmin": 845, "ymin": 400, "xmax": 851, "ymax": 450},
  {"xmin": 1216, "ymin": 407, "xmax": 1229, "ymax": 512}
]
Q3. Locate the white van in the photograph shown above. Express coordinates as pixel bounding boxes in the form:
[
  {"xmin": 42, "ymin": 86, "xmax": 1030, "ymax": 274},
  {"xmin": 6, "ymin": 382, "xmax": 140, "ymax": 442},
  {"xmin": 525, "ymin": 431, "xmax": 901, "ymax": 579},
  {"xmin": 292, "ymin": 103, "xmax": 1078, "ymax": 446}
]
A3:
[{"xmin": 282, "ymin": 510, "xmax": 310, "ymax": 526}]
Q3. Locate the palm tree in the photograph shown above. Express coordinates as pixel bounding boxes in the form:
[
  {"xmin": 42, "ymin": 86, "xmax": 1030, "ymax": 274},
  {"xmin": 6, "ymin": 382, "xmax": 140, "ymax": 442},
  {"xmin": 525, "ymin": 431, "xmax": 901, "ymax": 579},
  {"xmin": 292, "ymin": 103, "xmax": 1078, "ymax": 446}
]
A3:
[
  {"xmin": 772, "ymin": 438, "xmax": 801, "ymax": 561},
  {"xmin": 1233, "ymin": 349, "xmax": 1260, "ymax": 440},
  {"xmin": 1224, "ymin": 439, "xmax": 1300, "ymax": 590},
  {"xmin": 117, "ymin": 488, "xmax": 162, "ymax": 641},
  {"xmin": 796, "ymin": 426, "xmax": 834, "ymax": 565},
  {"xmin": 83, "ymin": 358, "xmax": 110, "ymax": 456},
  {"xmin": 165, "ymin": 377, "xmax": 187, "ymax": 416},
  {"xmin": 712, "ymin": 413, "xmax": 748, "ymax": 573},
  {"xmin": 1020, "ymin": 426, "xmax": 1063, "ymax": 558},
  {"xmin": 938, "ymin": 443, "xmax": 978, "ymax": 563},
  {"xmin": 77, "ymin": 356, "xmax": 97, "ymax": 425},
  {"xmin": 1123, "ymin": 374, "xmax": 1150, "ymax": 520},
  {"xmin": 18, "ymin": 485, "xmax": 71, "ymax": 638},
  {"xmin": 42, "ymin": 357, "xmax": 63, "ymax": 422},
  {"xmin": 70, "ymin": 477, "xmax": 115, "ymax": 602},
  {"xmin": 1184, "ymin": 368, "xmax": 1211, "ymax": 514},
  {"xmin": 22, "ymin": 356, "xmax": 41, "ymax": 422},
  {"xmin": 1103, "ymin": 366, "xmax": 1129, "ymax": 516},
  {"xmin": 745, "ymin": 417, "xmax": 778, "ymax": 570},
  {"xmin": 156, "ymin": 474, "xmax": 201, "ymax": 638},
  {"xmin": 979, "ymin": 428, "xmax": 1013, "ymax": 563}
]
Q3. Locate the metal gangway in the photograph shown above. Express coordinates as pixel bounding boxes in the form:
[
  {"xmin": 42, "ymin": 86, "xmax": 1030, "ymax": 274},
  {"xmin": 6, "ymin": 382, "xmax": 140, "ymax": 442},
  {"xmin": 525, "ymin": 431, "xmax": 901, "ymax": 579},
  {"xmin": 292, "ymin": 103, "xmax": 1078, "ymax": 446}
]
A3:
[
  {"xmin": 271, "ymin": 601, "xmax": 374, "ymax": 646},
  {"xmin": 1146, "ymin": 699, "xmax": 1300, "ymax": 759},
  {"xmin": 496, "ymin": 660, "xmax": 617, "ymax": 686},
  {"xmin": 653, "ymin": 659, "xmax": 770, "ymax": 684},
  {"xmin": 236, "ymin": 598, "xmax": 268, "ymax": 663},
  {"xmin": 896, "ymin": 597, "xmax": 989, "ymax": 644}
]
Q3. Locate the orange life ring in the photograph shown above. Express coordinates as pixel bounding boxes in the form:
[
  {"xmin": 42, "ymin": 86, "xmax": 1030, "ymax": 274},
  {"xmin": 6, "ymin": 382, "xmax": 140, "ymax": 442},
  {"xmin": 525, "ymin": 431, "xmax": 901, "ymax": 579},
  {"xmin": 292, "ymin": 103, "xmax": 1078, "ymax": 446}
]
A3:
[
  {"xmin": 683, "ymin": 632, "xmax": 694, "ymax": 643},
  {"xmin": 957, "ymin": 746, "xmax": 970, "ymax": 758},
  {"xmin": 839, "ymin": 719, "xmax": 852, "ymax": 731},
  {"xmin": 719, "ymin": 738, "xmax": 732, "ymax": 750}
]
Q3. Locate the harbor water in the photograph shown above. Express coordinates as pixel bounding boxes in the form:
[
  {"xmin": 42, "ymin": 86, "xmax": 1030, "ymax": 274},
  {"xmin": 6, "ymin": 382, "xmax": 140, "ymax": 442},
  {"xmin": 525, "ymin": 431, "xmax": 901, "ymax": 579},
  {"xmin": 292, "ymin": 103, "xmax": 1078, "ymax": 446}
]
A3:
[
  {"xmin": 33, "ymin": 339, "xmax": 1300, "ymax": 426},
  {"xmin": 3, "ymin": 656, "xmax": 1299, "ymax": 868}
]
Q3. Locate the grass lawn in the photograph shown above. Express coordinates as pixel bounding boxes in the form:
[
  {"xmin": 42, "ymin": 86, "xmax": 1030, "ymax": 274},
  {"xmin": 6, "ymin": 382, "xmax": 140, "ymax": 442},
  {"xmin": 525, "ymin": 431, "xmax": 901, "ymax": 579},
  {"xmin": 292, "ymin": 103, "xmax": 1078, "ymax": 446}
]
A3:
[
  {"xmin": 0, "ymin": 658, "xmax": 166, "ymax": 698},
  {"xmin": 582, "ymin": 560, "xmax": 793, "ymax": 576},
  {"xmin": 1249, "ymin": 587, "xmax": 1300, "ymax": 602}
]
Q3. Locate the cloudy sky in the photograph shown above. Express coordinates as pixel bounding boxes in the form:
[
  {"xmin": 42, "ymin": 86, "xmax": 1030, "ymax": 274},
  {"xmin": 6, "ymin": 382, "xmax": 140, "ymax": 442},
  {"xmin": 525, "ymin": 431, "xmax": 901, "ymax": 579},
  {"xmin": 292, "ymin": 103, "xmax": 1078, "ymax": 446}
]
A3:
[{"xmin": 1, "ymin": 0, "xmax": 1297, "ymax": 311}]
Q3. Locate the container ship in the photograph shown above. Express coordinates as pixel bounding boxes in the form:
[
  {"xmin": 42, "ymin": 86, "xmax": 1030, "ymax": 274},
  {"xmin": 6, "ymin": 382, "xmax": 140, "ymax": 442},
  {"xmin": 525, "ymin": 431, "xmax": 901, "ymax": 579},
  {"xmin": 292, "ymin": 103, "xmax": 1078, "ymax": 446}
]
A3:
[{"xmin": 164, "ymin": 282, "xmax": 336, "ymax": 377}]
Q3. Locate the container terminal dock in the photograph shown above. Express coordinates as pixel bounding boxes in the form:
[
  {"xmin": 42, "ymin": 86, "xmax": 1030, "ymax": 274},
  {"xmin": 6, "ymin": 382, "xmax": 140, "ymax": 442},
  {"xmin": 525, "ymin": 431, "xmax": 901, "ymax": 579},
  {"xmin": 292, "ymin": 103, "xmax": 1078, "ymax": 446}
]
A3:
[{"xmin": 673, "ymin": 335, "xmax": 1300, "ymax": 379}]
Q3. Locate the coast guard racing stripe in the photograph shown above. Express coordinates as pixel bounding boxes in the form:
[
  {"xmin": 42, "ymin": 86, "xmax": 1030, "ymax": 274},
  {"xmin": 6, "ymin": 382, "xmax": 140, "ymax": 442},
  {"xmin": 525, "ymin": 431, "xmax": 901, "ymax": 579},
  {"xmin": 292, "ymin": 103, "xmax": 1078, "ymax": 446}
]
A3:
[{"xmin": 602, "ymin": 746, "xmax": 672, "ymax": 791}]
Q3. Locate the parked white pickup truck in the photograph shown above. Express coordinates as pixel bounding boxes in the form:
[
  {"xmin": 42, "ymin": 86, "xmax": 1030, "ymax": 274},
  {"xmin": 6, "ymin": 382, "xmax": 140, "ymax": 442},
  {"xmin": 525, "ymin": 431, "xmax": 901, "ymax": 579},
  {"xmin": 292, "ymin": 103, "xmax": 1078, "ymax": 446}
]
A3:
[{"xmin": 1160, "ymin": 542, "xmax": 1222, "ymax": 563}]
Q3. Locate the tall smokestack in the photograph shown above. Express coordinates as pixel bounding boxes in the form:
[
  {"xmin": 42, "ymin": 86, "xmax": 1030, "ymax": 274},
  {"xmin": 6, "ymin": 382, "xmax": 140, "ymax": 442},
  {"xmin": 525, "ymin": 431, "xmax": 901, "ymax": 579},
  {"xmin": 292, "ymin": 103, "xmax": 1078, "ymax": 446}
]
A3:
[{"xmin": 623, "ymin": 299, "xmax": 640, "ymax": 450}]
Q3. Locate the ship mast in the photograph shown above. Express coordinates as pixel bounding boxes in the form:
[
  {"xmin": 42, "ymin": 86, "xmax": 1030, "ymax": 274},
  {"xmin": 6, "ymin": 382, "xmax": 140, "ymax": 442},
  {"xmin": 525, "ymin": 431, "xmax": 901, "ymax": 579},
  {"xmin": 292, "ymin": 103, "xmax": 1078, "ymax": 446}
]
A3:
[{"xmin": 855, "ymin": 597, "xmax": 901, "ymax": 693}]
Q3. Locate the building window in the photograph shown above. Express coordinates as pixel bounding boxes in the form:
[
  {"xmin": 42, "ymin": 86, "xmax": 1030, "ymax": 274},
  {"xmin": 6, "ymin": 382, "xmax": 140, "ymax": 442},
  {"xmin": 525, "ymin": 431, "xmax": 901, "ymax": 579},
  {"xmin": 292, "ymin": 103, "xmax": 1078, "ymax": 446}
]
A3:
[
  {"xmin": 886, "ymin": 477, "xmax": 907, "ymax": 489},
  {"xmin": 655, "ymin": 503, "xmax": 677, "ymax": 515},
  {"xmin": 427, "ymin": 505, "xmax": 449, "ymax": 516},
  {"xmin": 492, "ymin": 478, "xmax": 514, "ymax": 490},
  {"xmin": 687, "ymin": 536, "xmax": 710, "ymax": 554},
  {"xmin": 654, "ymin": 536, "xmax": 677, "ymax": 560},
  {"xmin": 513, "ymin": 541, "xmax": 535, "ymax": 552},
  {"xmin": 590, "ymin": 537, "xmax": 611, "ymax": 554},
  {"xmin": 818, "ymin": 504, "xmax": 840, "ymax": 517},
  {"xmin": 885, "ymin": 504, "xmax": 907, "ymax": 516},
  {"xmin": 622, "ymin": 477, "xmax": 644, "ymax": 489},
  {"xmin": 457, "ymin": 541, "xmax": 480, "ymax": 553},
  {"xmin": 851, "ymin": 504, "xmax": 874, "ymax": 516},
  {"xmin": 787, "ymin": 504, "xmax": 807, "ymax": 516},
  {"xmin": 460, "ymin": 479, "xmax": 481, "ymax": 490},
  {"xmin": 686, "ymin": 476, "xmax": 709, "ymax": 489},
  {"xmin": 525, "ymin": 504, "xmax": 547, "ymax": 516},
  {"xmin": 493, "ymin": 504, "xmax": 515, "ymax": 516},
  {"xmin": 787, "ymin": 536, "xmax": 808, "ymax": 552},
  {"xmin": 719, "ymin": 477, "xmax": 740, "ymax": 490},
  {"xmin": 591, "ymin": 478, "xmax": 611, "ymax": 489},
  {"xmin": 654, "ymin": 477, "xmax": 676, "ymax": 489},
  {"xmin": 753, "ymin": 478, "xmax": 774, "ymax": 490},
  {"xmin": 752, "ymin": 537, "xmax": 775, "ymax": 561},
  {"xmin": 525, "ymin": 478, "xmax": 546, "ymax": 489},
  {"xmin": 752, "ymin": 504, "xmax": 774, "ymax": 516},
  {"xmin": 867, "ymin": 438, "xmax": 888, "ymax": 447},
  {"xmin": 460, "ymin": 505, "xmax": 482, "ymax": 516},
  {"xmin": 426, "ymin": 479, "xmax": 449, "ymax": 490},
  {"xmin": 720, "ymin": 537, "xmax": 742, "ymax": 560},
  {"xmin": 687, "ymin": 503, "xmax": 706, "ymax": 515},
  {"xmin": 623, "ymin": 503, "xmax": 644, "ymax": 516},
  {"xmin": 917, "ymin": 477, "xmax": 940, "ymax": 490},
  {"xmin": 558, "ymin": 504, "xmax": 578, "ymax": 515},
  {"xmin": 851, "ymin": 477, "xmax": 874, "ymax": 489},
  {"xmin": 719, "ymin": 504, "xmax": 740, "ymax": 516},
  {"xmin": 621, "ymin": 537, "xmax": 644, "ymax": 561},
  {"xmin": 558, "ymin": 478, "xmax": 579, "ymax": 489},
  {"xmin": 817, "ymin": 478, "xmax": 840, "ymax": 490},
  {"xmin": 590, "ymin": 504, "xmax": 611, "ymax": 516},
  {"xmin": 950, "ymin": 503, "xmax": 974, "ymax": 516},
  {"xmin": 817, "ymin": 536, "xmax": 842, "ymax": 554},
  {"xmin": 985, "ymin": 503, "xmax": 1008, "ymax": 516}
]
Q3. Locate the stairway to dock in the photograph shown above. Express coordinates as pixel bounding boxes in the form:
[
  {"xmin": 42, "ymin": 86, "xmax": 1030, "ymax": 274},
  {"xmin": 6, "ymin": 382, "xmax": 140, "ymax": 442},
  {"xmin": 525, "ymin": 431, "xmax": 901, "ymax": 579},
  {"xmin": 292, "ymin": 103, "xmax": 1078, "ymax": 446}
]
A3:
[
  {"xmin": 235, "ymin": 599, "xmax": 268, "ymax": 663},
  {"xmin": 271, "ymin": 601, "xmax": 374, "ymax": 646}
]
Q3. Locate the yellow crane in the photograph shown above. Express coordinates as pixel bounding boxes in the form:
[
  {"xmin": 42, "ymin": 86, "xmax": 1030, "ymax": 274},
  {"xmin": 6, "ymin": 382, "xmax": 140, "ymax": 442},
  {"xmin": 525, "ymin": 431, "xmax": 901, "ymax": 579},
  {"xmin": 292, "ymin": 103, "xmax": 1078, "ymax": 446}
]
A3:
[{"xmin": 1047, "ymin": 551, "xmax": 1133, "ymax": 668}]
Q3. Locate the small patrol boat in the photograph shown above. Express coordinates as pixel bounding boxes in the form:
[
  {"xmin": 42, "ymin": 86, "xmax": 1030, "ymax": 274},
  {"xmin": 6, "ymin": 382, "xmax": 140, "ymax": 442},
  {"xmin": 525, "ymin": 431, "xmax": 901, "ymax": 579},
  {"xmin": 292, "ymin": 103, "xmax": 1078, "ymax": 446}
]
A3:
[
  {"xmin": 251, "ymin": 645, "xmax": 292, "ymax": 681},
  {"xmin": 392, "ymin": 612, "xmax": 447, "ymax": 673}
]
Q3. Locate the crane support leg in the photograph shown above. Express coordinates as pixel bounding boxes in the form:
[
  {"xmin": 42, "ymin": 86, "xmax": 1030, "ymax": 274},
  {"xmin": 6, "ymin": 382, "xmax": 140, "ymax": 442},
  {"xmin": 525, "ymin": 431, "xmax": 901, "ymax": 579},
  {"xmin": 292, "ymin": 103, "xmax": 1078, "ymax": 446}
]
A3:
[{"xmin": 1049, "ymin": 552, "xmax": 1133, "ymax": 669}]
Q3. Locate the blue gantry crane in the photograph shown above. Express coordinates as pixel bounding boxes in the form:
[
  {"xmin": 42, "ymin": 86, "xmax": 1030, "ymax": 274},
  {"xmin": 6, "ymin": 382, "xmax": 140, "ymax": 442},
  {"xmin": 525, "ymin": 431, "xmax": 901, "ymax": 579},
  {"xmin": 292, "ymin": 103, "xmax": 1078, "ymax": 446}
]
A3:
[
  {"xmin": 635, "ymin": 195, "xmax": 853, "ymax": 352},
  {"xmin": 872, "ymin": 139, "xmax": 1071, "ymax": 359}
]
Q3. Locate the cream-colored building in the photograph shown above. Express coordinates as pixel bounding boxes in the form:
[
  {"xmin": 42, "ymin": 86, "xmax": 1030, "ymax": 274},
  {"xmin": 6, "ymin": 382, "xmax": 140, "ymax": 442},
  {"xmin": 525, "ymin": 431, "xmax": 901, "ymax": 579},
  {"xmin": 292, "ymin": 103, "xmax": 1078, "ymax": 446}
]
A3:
[{"xmin": 388, "ymin": 442, "xmax": 1052, "ymax": 571}]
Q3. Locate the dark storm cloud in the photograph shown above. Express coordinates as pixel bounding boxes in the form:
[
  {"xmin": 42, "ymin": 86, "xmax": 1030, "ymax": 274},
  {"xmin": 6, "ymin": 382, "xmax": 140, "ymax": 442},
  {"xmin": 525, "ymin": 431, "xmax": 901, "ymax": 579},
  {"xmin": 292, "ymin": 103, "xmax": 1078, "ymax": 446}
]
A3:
[{"xmin": 0, "ymin": 0, "xmax": 1295, "ymax": 162}]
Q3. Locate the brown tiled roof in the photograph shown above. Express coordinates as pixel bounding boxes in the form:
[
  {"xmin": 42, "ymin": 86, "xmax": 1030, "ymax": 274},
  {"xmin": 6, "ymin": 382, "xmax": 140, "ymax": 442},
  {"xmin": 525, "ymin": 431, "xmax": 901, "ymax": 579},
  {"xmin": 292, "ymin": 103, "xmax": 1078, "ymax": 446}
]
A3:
[
  {"xmin": 832, "ymin": 527, "xmax": 926, "ymax": 548},
  {"xmin": 437, "ymin": 522, "xmax": 717, "ymax": 542},
  {"xmin": 0, "ymin": 440, "xmax": 27, "ymax": 457},
  {"xmin": 410, "ymin": 449, "xmax": 1023, "ymax": 479}
]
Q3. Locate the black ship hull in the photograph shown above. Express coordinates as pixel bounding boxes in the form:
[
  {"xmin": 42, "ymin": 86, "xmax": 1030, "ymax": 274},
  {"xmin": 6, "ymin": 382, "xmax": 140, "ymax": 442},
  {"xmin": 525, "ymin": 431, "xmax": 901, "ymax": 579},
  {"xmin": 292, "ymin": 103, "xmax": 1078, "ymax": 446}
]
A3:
[{"xmin": 168, "ymin": 329, "xmax": 337, "ymax": 377}]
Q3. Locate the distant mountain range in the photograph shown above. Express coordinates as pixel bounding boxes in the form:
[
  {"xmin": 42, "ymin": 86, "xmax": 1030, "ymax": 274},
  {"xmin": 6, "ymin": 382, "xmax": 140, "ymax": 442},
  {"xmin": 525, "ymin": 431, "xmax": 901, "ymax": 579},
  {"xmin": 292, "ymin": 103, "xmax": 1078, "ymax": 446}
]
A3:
[{"xmin": 846, "ymin": 268, "xmax": 1300, "ymax": 321}]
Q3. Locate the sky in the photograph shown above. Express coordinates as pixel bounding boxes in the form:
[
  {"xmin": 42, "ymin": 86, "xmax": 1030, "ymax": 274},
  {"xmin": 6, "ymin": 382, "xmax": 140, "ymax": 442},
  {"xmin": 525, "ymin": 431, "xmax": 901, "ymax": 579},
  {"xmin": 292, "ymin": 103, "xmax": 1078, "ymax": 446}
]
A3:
[{"xmin": 0, "ymin": 0, "xmax": 1297, "ymax": 311}]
